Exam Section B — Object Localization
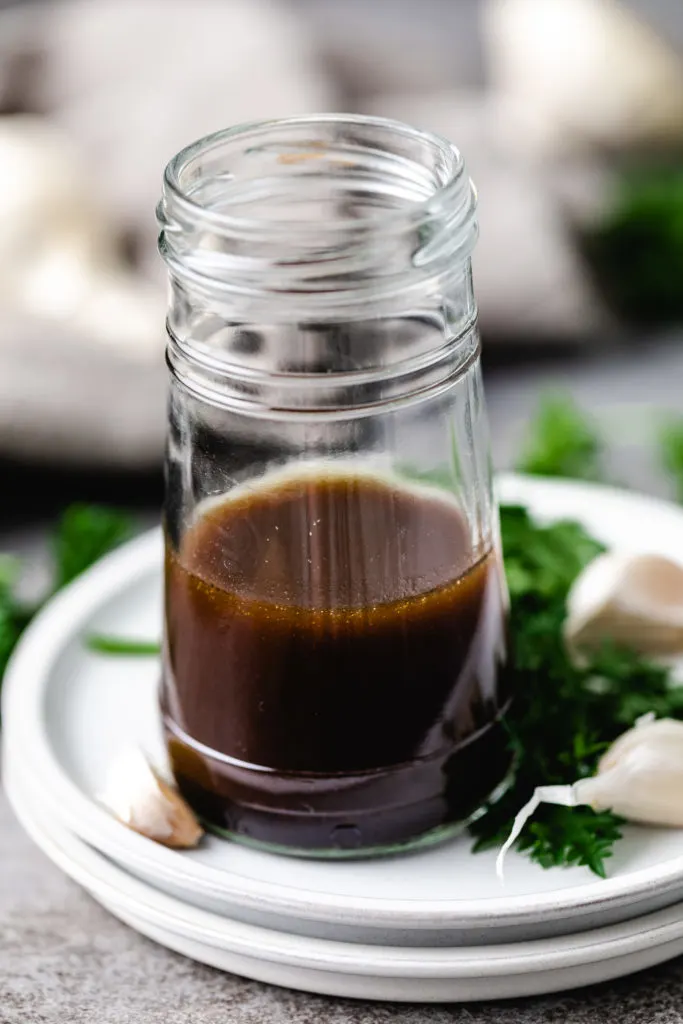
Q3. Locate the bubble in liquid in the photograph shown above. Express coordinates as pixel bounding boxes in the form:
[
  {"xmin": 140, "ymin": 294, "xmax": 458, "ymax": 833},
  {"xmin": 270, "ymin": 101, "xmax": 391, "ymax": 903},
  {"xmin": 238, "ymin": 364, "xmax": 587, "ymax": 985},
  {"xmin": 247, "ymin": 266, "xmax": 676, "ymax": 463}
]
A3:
[{"xmin": 330, "ymin": 824, "xmax": 363, "ymax": 850}]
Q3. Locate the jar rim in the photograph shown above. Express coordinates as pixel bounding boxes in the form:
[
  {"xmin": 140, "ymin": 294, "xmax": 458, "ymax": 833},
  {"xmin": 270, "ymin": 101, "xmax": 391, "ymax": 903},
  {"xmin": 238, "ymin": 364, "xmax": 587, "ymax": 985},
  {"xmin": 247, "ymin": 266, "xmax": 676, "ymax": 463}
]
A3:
[{"xmin": 161, "ymin": 113, "xmax": 473, "ymax": 239}]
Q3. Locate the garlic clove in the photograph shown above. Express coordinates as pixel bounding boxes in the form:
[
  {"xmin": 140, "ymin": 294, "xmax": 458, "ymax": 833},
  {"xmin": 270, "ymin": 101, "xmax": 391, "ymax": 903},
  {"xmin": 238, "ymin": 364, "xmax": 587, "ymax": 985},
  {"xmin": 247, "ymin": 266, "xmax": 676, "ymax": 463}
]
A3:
[
  {"xmin": 597, "ymin": 716, "xmax": 683, "ymax": 774},
  {"xmin": 577, "ymin": 741, "xmax": 683, "ymax": 828},
  {"xmin": 497, "ymin": 717, "xmax": 683, "ymax": 880},
  {"xmin": 576, "ymin": 717, "xmax": 683, "ymax": 828},
  {"xmin": 565, "ymin": 552, "xmax": 683, "ymax": 656},
  {"xmin": 99, "ymin": 748, "xmax": 203, "ymax": 849}
]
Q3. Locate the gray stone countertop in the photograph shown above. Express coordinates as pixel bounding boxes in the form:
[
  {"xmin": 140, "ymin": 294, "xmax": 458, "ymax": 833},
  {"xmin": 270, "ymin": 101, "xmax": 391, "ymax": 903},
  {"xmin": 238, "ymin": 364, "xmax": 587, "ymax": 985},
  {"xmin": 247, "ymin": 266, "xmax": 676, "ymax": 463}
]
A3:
[{"xmin": 4, "ymin": 330, "xmax": 683, "ymax": 1021}]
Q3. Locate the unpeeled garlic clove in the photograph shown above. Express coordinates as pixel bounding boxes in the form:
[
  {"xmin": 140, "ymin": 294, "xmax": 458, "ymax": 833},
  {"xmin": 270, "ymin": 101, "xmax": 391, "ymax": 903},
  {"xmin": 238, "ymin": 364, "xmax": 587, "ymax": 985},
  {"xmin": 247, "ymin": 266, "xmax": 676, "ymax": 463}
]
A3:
[
  {"xmin": 99, "ymin": 748, "xmax": 203, "ymax": 849},
  {"xmin": 577, "ymin": 717, "xmax": 683, "ymax": 828},
  {"xmin": 497, "ymin": 717, "xmax": 683, "ymax": 880},
  {"xmin": 565, "ymin": 552, "xmax": 683, "ymax": 656}
]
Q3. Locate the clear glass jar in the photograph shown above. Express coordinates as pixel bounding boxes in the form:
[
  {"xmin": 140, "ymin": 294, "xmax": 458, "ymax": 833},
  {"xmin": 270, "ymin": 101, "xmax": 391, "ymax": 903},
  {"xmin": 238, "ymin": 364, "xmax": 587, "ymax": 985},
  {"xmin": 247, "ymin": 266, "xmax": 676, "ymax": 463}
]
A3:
[{"xmin": 158, "ymin": 115, "xmax": 511, "ymax": 858}]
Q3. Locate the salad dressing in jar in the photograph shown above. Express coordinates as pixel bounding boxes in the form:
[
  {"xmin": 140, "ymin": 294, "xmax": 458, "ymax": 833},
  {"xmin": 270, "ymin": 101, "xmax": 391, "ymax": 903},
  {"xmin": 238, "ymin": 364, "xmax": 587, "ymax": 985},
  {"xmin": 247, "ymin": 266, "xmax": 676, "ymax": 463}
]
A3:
[{"xmin": 158, "ymin": 115, "xmax": 512, "ymax": 856}]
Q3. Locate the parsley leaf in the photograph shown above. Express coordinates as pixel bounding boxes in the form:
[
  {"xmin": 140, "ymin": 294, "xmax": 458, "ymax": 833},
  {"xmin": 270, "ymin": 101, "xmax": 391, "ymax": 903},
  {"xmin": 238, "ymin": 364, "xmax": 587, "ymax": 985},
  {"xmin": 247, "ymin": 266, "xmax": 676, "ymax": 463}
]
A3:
[
  {"xmin": 516, "ymin": 394, "xmax": 603, "ymax": 481},
  {"xmin": 585, "ymin": 167, "xmax": 683, "ymax": 324},
  {"xmin": 0, "ymin": 506, "xmax": 132, "ymax": 698},
  {"xmin": 0, "ymin": 556, "xmax": 26, "ymax": 682},
  {"xmin": 53, "ymin": 505, "xmax": 132, "ymax": 591},
  {"xmin": 522, "ymin": 807, "xmax": 624, "ymax": 879},
  {"xmin": 660, "ymin": 418, "xmax": 683, "ymax": 504},
  {"xmin": 501, "ymin": 506, "xmax": 604, "ymax": 599},
  {"xmin": 86, "ymin": 634, "xmax": 161, "ymax": 656}
]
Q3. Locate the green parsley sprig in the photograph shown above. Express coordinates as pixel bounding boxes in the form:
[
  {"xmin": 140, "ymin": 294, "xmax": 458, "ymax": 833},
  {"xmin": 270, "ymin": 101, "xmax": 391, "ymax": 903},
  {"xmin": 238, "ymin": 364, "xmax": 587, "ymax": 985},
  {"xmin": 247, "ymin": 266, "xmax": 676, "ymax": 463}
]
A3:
[
  {"xmin": 86, "ymin": 634, "xmax": 161, "ymax": 656},
  {"xmin": 471, "ymin": 504, "xmax": 683, "ymax": 876},
  {"xmin": 584, "ymin": 167, "xmax": 683, "ymax": 325},
  {"xmin": 0, "ymin": 506, "xmax": 132, "ymax": 685},
  {"xmin": 52, "ymin": 504, "xmax": 132, "ymax": 592},
  {"xmin": 660, "ymin": 418, "xmax": 683, "ymax": 505},
  {"xmin": 515, "ymin": 394, "xmax": 603, "ymax": 481}
]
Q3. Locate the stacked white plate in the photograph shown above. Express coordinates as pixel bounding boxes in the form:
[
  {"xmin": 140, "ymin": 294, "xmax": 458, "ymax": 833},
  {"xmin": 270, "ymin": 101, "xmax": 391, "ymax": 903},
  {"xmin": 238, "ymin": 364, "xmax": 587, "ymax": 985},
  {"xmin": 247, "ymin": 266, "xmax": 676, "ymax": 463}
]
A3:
[{"xmin": 7, "ymin": 474, "xmax": 683, "ymax": 1002}]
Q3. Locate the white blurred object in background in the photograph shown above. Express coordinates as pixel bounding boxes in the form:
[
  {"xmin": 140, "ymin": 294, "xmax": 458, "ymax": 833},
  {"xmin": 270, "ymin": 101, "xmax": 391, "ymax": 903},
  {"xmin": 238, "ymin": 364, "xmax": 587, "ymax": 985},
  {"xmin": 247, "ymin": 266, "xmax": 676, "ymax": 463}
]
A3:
[
  {"xmin": 0, "ymin": 0, "xmax": 335, "ymax": 468},
  {"xmin": 484, "ymin": 0, "xmax": 683, "ymax": 154},
  {"xmin": 0, "ymin": 116, "xmax": 162, "ymax": 358},
  {"xmin": 35, "ymin": 0, "xmax": 335, "ymax": 270},
  {"xmin": 291, "ymin": 0, "xmax": 484, "ymax": 99},
  {"xmin": 0, "ymin": 115, "xmax": 110, "ymax": 310},
  {"xmin": 0, "ymin": 115, "xmax": 167, "ymax": 467},
  {"xmin": 0, "ymin": 0, "xmax": 680, "ymax": 467},
  {"xmin": 362, "ymin": 92, "xmax": 612, "ymax": 341}
]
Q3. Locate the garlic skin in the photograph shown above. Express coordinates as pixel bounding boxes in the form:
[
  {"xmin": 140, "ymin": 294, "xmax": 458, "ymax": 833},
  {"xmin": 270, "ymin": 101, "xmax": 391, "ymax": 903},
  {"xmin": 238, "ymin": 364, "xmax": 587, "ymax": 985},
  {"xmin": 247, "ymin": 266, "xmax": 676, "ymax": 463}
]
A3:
[
  {"xmin": 99, "ymin": 748, "xmax": 203, "ymax": 849},
  {"xmin": 577, "ymin": 717, "xmax": 683, "ymax": 827},
  {"xmin": 565, "ymin": 552, "xmax": 683, "ymax": 656}
]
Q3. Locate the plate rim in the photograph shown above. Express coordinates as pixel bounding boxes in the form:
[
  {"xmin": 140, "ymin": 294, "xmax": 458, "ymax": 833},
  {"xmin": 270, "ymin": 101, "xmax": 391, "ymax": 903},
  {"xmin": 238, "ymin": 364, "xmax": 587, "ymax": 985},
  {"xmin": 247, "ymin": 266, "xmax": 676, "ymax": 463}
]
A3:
[
  {"xmin": 6, "ymin": 473, "xmax": 683, "ymax": 928},
  {"xmin": 10, "ymin": 763, "xmax": 683, "ymax": 978}
]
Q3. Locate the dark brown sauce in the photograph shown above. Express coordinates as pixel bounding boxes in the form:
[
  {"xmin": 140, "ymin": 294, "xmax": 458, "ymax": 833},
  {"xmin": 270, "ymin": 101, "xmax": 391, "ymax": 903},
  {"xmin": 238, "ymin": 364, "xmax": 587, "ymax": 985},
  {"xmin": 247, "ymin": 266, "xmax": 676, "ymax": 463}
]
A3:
[{"xmin": 161, "ymin": 470, "xmax": 511, "ymax": 853}]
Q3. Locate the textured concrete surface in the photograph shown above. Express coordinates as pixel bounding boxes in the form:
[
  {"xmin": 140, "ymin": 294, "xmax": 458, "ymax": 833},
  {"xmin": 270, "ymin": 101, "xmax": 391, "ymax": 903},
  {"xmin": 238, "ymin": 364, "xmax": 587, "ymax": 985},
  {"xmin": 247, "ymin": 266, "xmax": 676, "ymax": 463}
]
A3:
[{"xmin": 4, "ymin": 784, "xmax": 683, "ymax": 1023}]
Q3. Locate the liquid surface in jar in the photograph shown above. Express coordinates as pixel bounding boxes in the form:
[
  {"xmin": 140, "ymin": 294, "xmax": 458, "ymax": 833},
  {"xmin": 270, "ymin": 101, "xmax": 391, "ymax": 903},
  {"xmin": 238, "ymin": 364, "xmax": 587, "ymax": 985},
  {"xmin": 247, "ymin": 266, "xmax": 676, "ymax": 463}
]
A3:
[{"xmin": 162, "ymin": 469, "xmax": 510, "ymax": 852}]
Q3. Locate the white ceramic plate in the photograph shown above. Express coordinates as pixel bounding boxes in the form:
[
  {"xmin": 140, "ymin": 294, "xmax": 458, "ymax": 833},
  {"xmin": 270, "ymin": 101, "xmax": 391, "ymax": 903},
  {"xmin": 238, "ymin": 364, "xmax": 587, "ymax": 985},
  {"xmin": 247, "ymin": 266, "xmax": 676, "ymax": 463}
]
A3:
[
  {"xmin": 9, "ymin": 764, "xmax": 683, "ymax": 1003},
  {"xmin": 6, "ymin": 475, "xmax": 683, "ymax": 946}
]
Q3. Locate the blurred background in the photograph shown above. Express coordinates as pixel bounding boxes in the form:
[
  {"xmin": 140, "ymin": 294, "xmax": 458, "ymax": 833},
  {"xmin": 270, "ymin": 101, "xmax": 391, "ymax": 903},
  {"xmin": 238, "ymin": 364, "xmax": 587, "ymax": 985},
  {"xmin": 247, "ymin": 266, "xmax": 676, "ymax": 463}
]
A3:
[{"xmin": 0, "ymin": 0, "xmax": 682, "ymax": 542}]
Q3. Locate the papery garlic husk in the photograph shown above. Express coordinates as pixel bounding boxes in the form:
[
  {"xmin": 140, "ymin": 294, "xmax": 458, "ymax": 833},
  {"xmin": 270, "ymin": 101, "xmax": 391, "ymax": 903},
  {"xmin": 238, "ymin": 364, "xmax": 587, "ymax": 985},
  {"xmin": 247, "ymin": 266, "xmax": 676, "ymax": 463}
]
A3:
[
  {"xmin": 99, "ymin": 748, "xmax": 203, "ymax": 849},
  {"xmin": 565, "ymin": 552, "xmax": 683, "ymax": 656},
  {"xmin": 496, "ymin": 717, "xmax": 683, "ymax": 881}
]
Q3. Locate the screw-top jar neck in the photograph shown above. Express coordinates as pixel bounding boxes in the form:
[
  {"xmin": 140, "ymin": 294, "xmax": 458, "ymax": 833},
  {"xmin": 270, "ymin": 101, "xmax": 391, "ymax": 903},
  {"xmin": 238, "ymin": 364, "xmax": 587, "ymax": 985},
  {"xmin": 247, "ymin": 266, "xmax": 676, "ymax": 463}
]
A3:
[
  {"xmin": 158, "ymin": 114, "xmax": 478, "ymax": 320},
  {"xmin": 159, "ymin": 115, "xmax": 480, "ymax": 418}
]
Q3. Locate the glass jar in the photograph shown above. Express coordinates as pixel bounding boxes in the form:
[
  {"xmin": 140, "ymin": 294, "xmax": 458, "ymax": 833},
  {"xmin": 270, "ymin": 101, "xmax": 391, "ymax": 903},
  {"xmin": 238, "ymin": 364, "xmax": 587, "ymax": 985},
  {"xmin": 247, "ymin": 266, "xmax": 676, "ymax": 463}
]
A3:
[{"xmin": 158, "ymin": 115, "xmax": 511, "ymax": 858}]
